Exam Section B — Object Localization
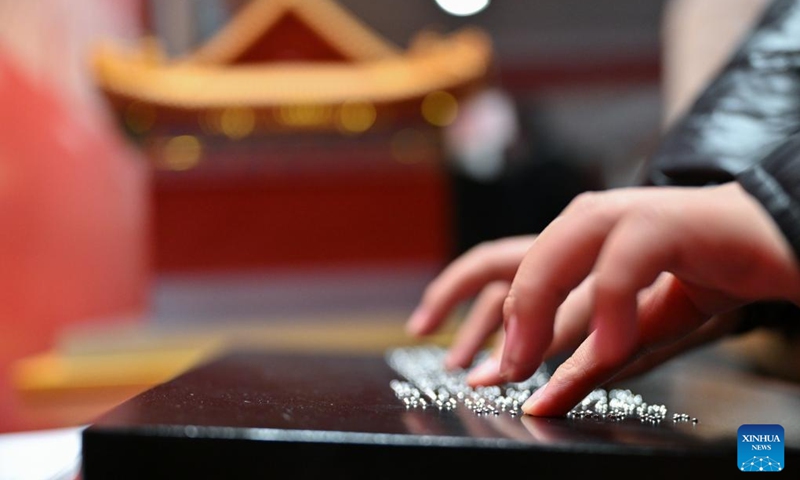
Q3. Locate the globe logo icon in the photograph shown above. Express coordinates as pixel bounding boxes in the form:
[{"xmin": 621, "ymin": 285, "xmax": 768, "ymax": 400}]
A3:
[{"xmin": 740, "ymin": 456, "xmax": 782, "ymax": 472}]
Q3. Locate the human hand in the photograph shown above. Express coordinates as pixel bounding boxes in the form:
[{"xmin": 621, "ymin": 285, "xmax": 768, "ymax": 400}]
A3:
[
  {"xmin": 407, "ymin": 234, "xmax": 536, "ymax": 370},
  {"xmin": 406, "ymin": 182, "xmax": 800, "ymax": 416}
]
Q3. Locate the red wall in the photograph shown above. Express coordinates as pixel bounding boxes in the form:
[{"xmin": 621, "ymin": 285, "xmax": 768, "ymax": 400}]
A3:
[{"xmin": 151, "ymin": 140, "xmax": 453, "ymax": 273}]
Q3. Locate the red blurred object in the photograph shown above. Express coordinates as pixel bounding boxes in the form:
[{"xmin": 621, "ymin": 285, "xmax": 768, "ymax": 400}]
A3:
[
  {"xmin": 232, "ymin": 11, "xmax": 350, "ymax": 63},
  {"xmin": 0, "ymin": 49, "xmax": 150, "ymax": 432}
]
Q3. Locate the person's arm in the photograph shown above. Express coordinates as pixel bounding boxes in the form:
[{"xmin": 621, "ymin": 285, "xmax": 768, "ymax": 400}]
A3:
[
  {"xmin": 644, "ymin": 0, "xmax": 800, "ymax": 333},
  {"xmin": 645, "ymin": 0, "xmax": 800, "ymax": 189},
  {"xmin": 660, "ymin": 0, "xmax": 771, "ymax": 129},
  {"xmin": 738, "ymin": 135, "xmax": 800, "ymax": 265}
]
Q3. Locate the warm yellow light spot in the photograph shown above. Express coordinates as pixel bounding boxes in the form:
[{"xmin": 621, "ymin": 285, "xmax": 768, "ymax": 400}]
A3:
[
  {"xmin": 390, "ymin": 128, "xmax": 434, "ymax": 164},
  {"xmin": 337, "ymin": 101, "xmax": 376, "ymax": 134},
  {"xmin": 276, "ymin": 104, "xmax": 332, "ymax": 128},
  {"xmin": 220, "ymin": 107, "xmax": 255, "ymax": 139},
  {"xmin": 138, "ymin": 35, "xmax": 166, "ymax": 64},
  {"xmin": 124, "ymin": 101, "xmax": 156, "ymax": 134},
  {"xmin": 421, "ymin": 91, "xmax": 458, "ymax": 127},
  {"xmin": 199, "ymin": 110, "xmax": 220, "ymax": 135},
  {"xmin": 161, "ymin": 135, "xmax": 202, "ymax": 171}
]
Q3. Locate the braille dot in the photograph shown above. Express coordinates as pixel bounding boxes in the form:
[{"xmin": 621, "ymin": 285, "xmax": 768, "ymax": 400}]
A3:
[{"xmin": 386, "ymin": 346, "xmax": 696, "ymax": 423}]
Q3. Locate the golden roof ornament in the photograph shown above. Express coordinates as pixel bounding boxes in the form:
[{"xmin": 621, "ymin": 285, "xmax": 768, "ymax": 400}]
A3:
[{"xmin": 91, "ymin": 0, "xmax": 493, "ymax": 135}]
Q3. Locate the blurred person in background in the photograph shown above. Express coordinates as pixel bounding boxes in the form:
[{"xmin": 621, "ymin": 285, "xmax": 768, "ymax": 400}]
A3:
[
  {"xmin": 442, "ymin": 87, "xmax": 602, "ymax": 257},
  {"xmin": 0, "ymin": 0, "xmax": 149, "ymax": 407},
  {"xmin": 406, "ymin": 0, "xmax": 800, "ymax": 417}
]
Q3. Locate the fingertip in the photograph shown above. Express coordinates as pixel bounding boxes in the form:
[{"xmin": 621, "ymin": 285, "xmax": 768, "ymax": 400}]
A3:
[
  {"xmin": 405, "ymin": 306, "xmax": 431, "ymax": 336},
  {"xmin": 443, "ymin": 352, "xmax": 469, "ymax": 372},
  {"xmin": 521, "ymin": 381, "xmax": 572, "ymax": 417},
  {"xmin": 498, "ymin": 363, "xmax": 539, "ymax": 384},
  {"xmin": 465, "ymin": 357, "xmax": 503, "ymax": 386},
  {"xmin": 521, "ymin": 381, "xmax": 549, "ymax": 415},
  {"xmin": 405, "ymin": 324, "xmax": 423, "ymax": 338},
  {"xmin": 498, "ymin": 315, "xmax": 552, "ymax": 382}
]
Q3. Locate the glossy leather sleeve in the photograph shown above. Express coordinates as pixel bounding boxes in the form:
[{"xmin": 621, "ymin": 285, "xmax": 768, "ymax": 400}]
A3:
[
  {"xmin": 642, "ymin": 0, "xmax": 800, "ymax": 327},
  {"xmin": 645, "ymin": 0, "xmax": 800, "ymax": 258}
]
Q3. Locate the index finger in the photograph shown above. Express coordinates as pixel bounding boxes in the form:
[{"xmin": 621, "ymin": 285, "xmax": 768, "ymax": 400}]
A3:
[
  {"xmin": 499, "ymin": 189, "xmax": 657, "ymax": 381},
  {"xmin": 407, "ymin": 236, "xmax": 535, "ymax": 336}
]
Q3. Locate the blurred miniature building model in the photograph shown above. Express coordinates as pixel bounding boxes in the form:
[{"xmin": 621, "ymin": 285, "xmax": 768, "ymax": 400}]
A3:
[
  {"xmin": 89, "ymin": 0, "xmax": 494, "ymax": 273},
  {"xmin": 92, "ymin": 0, "xmax": 492, "ymax": 136}
]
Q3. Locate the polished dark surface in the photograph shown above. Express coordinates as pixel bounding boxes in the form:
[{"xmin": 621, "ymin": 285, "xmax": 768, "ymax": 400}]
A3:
[{"xmin": 82, "ymin": 345, "xmax": 800, "ymax": 478}]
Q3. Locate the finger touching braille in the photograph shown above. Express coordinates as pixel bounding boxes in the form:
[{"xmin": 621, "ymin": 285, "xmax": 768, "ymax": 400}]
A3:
[{"xmin": 499, "ymin": 198, "xmax": 625, "ymax": 382}]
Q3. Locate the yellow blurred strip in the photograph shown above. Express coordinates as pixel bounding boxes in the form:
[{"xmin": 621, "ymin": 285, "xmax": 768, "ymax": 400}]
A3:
[
  {"xmin": 58, "ymin": 315, "xmax": 457, "ymax": 356},
  {"xmin": 11, "ymin": 318, "xmax": 461, "ymax": 400},
  {"xmin": 12, "ymin": 347, "xmax": 217, "ymax": 395}
]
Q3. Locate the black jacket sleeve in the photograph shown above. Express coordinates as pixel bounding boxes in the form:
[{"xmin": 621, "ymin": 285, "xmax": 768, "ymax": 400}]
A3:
[
  {"xmin": 738, "ymin": 133, "xmax": 800, "ymax": 257},
  {"xmin": 641, "ymin": 0, "xmax": 800, "ymax": 331}
]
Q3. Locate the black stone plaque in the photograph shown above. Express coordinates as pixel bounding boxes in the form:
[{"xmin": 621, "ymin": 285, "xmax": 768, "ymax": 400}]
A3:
[{"xmin": 81, "ymin": 347, "xmax": 800, "ymax": 479}]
